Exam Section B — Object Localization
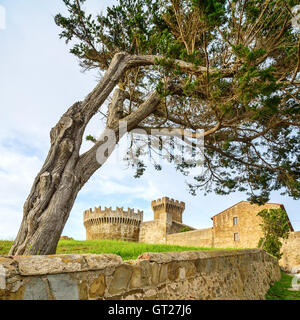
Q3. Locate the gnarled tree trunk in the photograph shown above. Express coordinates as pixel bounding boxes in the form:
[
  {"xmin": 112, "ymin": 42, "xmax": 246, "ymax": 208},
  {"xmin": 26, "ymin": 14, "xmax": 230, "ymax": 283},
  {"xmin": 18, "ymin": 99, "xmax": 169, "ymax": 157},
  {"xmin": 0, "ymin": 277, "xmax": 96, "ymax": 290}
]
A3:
[{"xmin": 9, "ymin": 52, "xmax": 161, "ymax": 255}]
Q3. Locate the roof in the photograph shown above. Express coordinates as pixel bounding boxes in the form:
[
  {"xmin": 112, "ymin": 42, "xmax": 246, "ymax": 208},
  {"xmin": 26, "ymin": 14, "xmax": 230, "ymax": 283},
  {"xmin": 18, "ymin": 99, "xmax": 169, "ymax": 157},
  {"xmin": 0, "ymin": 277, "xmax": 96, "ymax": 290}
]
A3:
[{"xmin": 210, "ymin": 201, "xmax": 294, "ymax": 231}]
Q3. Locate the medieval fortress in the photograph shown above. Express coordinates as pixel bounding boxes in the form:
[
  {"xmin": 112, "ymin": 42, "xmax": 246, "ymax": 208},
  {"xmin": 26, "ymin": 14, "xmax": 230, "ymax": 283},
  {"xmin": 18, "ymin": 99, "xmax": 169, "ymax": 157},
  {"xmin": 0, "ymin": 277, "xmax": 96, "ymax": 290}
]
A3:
[
  {"xmin": 0, "ymin": 197, "xmax": 295, "ymax": 300},
  {"xmin": 84, "ymin": 197, "xmax": 191, "ymax": 244},
  {"xmin": 84, "ymin": 197, "xmax": 300, "ymax": 272},
  {"xmin": 84, "ymin": 206, "xmax": 143, "ymax": 242}
]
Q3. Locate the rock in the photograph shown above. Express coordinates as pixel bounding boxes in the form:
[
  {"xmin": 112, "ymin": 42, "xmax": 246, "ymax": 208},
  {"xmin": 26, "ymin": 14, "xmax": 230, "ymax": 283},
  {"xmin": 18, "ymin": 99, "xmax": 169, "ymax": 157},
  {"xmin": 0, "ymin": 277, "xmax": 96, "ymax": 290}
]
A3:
[
  {"xmin": 89, "ymin": 274, "xmax": 106, "ymax": 298},
  {"xmin": 24, "ymin": 278, "xmax": 48, "ymax": 300},
  {"xmin": 14, "ymin": 254, "xmax": 122, "ymax": 276},
  {"xmin": 151, "ymin": 263, "xmax": 160, "ymax": 286},
  {"xmin": 108, "ymin": 265, "xmax": 133, "ymax": 295},
  {"xmin": 15, "ymin": 255, "xmax": 83, "ymax": 276},
  {"xmin": 144, "ymin": 288, "xmax": 157, "ymax": 300},
  {"xmin": 159, "ymin": 264, "xmax": 168, "ymax": 283},
  {"xmin": 84, "ymin": 254, "xmax": 122, "ymax": 271},
  {"xmin": 78, "ymin": 279, "xmax": 88, "ymax": 300},
  {"xmin": 47, "ymin": 274, "xmax": 79, "ymax": 300},
  {"xmin": 129, "ymin": 260, "xmax": 151, "ymax": 289}
]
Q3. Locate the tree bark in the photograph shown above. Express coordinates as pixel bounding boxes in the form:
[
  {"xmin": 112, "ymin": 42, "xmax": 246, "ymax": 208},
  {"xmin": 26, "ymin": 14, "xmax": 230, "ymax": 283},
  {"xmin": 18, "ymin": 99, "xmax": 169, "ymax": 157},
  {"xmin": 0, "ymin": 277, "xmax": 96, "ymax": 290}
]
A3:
[
  {"xmin": 9, "ymin": 53, "xmax": 162, "ymax": 255},
  {"xmin": 9, "ymin": 100, "xmax": 89, "ymax": 255}
]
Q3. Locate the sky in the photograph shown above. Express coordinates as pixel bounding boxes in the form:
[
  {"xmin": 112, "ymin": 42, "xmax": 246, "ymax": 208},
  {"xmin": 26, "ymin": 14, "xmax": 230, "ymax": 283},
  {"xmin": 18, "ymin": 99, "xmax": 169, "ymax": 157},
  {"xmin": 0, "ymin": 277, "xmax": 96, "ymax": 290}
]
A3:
[{"xmin": 0, "ymin": 0, "xmax": 299, "ymax": 241}]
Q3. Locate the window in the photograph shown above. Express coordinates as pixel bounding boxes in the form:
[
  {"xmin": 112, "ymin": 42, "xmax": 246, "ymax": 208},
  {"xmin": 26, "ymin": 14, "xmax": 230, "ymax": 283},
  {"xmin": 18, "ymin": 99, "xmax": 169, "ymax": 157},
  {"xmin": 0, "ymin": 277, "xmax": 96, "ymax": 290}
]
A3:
[
  {"xmin": 233, "ymin": 217, "xmax": 238, "ymax": 225},
  {"xmin": 234, "ymin": 233, "xmax": 239, "ymax": 241}
]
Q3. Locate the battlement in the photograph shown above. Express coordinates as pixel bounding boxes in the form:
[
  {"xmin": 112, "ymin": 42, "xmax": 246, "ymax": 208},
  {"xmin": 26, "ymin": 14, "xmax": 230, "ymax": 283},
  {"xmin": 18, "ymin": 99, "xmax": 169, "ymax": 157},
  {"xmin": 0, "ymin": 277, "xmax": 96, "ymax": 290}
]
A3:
[
  {"xmin": 151, "ymin": 197, "xmax": 185, "ymax": 223},
  {"xmin": 83, "ymin": 206, "xmax": 143, "ymax": 224},
  {"xmin": 151, "ymin": 197, "xmax": 185, "ymax": 209}
]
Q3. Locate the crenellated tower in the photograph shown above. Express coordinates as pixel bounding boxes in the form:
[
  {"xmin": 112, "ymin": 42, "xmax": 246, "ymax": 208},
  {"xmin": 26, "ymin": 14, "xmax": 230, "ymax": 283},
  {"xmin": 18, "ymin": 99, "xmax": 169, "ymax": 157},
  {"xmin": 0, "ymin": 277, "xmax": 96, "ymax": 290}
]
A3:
[
  {"xmin": 83, "ymin": 206, "xmax": 143, "ymax": 242},
  {"xmin": 83, "ymin": 198, "xmax": 186, "ymax": 243},
  {"xmin": 151, "ymin": 197, "xmax": 185, "ymax": 224}
]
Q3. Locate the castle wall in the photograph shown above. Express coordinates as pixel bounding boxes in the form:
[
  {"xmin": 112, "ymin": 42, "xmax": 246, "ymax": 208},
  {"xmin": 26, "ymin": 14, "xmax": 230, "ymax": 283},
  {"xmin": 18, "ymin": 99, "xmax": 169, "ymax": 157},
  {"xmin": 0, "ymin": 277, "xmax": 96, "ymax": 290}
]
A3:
[
  {"xmin": 84, "ymin": 207, "xmax": 143, "ymax": 242},
  {"xmin": 139, "ymin": 221, "xmax": 166, "ymax": 244},
  {"xmin": 86, "ymin": 223, "xmax": 140, "ymax": 242},
  {"xmin": 212, "ymin": 202, "xmax": 282, "ymax": 248},
  {"xmin": 0, "ymin": 250, "xmax": 281, "ymax": 300},
  {"xmin": 166, "ymin": 228, "xmax": 213, "ymax": 247}
]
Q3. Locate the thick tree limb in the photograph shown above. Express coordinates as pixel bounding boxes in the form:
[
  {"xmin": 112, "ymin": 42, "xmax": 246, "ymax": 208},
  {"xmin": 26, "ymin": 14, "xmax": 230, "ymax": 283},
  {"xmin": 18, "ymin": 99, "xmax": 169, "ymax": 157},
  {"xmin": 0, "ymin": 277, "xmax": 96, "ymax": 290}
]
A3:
[{"xmin": 76, "ymin": 90, "xmax": 162, "ymax": 184}]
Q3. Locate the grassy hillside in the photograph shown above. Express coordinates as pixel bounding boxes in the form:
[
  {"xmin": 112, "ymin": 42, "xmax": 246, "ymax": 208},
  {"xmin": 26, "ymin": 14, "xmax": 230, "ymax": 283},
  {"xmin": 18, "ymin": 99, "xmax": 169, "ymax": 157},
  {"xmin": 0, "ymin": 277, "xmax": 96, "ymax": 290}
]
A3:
[{"xmin": 0, "ymin": 239, "xmax": 218, "ymax": 260}]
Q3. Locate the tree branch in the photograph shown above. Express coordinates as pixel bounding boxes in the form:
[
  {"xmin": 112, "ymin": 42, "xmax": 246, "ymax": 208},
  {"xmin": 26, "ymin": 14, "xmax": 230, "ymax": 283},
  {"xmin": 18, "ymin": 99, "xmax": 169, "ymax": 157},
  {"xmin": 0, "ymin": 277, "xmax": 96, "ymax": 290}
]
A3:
[{"xmin": 76, "ymin": 90, "xmax": 162, "ymax": 183}]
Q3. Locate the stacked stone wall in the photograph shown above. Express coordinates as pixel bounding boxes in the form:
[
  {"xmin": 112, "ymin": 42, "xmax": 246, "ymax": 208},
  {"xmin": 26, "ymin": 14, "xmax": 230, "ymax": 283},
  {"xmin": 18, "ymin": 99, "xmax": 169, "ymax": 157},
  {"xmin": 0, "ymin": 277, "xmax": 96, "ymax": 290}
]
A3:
[{"xmin": 0, "ymin": 249, "xmax": 280, "ymax": 300}]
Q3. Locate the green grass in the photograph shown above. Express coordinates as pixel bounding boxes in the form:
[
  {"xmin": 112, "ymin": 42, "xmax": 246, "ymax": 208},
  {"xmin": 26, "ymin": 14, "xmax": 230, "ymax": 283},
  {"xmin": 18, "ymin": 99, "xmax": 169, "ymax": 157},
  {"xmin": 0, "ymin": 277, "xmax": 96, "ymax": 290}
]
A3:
[
  {"xmin": 266, "ymin": 272, "xmax": 300, "ymax": 300},
  {"xmin": 0, "ymin": 241, "xmax": 13, "ymax": 256},
  {"xmin": 0, "ymin": 239, "xmax": 220, "ymax": 260}
]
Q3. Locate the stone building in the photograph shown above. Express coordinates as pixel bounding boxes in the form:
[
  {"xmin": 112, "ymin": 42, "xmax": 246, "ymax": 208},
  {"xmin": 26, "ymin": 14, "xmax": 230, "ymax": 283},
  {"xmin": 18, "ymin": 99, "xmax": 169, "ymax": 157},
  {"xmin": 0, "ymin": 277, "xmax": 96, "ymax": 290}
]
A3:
[
  {"xmin": 211, "ymin": 201, "xmax": 294, "ymax": 248},
  {"xmin": 83, "ymin": 198, "xmax": 300, "ymax": 271},
  {"xmin": 169, "ymin": 200, "xmax": 299, "ymax": 272}
]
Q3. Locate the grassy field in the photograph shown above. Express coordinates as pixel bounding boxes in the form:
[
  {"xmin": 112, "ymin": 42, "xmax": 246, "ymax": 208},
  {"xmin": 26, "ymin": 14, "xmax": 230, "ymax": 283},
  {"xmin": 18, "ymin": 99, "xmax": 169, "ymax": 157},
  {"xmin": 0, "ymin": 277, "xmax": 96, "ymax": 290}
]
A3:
[
  {"xmin": 266, "ymin": 272, "xmax": 300, "ymax": 300},
  {"xmin": 0, "ymin": 239, "xmax": 218, "ymax": 260}
]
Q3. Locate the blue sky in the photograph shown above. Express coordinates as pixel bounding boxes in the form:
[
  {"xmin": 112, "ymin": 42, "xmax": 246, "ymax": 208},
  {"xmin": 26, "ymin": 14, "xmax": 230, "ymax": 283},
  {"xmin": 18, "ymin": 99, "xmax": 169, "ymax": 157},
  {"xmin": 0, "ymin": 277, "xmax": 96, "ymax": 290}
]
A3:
[{"xmin": 0, "ymin": 0, "xmax": 299, "ymax": 240}]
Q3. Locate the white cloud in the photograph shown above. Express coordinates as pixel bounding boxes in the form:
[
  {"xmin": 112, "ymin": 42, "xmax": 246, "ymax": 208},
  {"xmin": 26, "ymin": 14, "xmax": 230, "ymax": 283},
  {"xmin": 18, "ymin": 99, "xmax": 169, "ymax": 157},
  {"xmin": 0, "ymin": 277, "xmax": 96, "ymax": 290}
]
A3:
[
  {"xmin": 0, "ymin": 207, "xmax": 21, "ymax": 241},
  {"xmin": 0, "ymin": 142, "xmax": 42, "ymax": 239},
  {"xmin": 0, "ymin": 144, "xmax": 42, "ymax": 206}
]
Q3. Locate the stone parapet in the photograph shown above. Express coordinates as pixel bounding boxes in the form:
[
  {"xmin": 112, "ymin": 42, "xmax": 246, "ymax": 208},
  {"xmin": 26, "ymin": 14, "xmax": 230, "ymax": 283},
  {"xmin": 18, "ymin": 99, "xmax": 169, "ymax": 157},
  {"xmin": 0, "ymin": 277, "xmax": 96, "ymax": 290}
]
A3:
[{"xmin": 0, "ymin": 249, "xmax": 281, "ymax": 300}]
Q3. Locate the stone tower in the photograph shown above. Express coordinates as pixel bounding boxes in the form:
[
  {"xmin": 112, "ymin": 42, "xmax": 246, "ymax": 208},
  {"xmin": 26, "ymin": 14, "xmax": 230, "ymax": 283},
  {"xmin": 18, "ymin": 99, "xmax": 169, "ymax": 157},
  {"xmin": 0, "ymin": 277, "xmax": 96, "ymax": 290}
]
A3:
[
  {"xmin": 83, "ymin": 206, "xmax": 143, "ymax": 242},
  {"xmin": 151, "ymin": 197, "xmax": 185, "ymax": 225}
]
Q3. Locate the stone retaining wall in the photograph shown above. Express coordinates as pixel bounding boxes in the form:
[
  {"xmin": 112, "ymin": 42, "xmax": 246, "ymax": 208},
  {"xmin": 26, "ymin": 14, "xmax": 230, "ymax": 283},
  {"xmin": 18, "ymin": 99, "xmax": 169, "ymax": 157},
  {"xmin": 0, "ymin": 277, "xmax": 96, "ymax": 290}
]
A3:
[{"xmin": 0, "ymin": 249, "xmax": 280, "ymax": 300}]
